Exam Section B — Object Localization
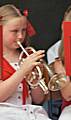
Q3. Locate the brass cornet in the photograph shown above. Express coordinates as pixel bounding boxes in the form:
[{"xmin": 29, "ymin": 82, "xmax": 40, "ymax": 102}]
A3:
[
  {"xmin": 43, "ymin": 62, "xmax": 67, "ymax": 91},
  {"xmin": 17, "ymin": 41, "xmax": 49, "ymax": 94},
  {"xmin": 17, "ymin": 41, "xmax": 68, "ymax": 93}
]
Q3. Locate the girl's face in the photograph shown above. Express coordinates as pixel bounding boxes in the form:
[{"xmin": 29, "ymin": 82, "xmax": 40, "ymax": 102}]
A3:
[{"xmin": 3, "ymin": 16, "xmax": 27, "ymax": 50}]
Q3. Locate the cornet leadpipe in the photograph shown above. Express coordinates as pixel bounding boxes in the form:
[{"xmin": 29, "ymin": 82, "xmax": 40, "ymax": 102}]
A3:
[{"xmin": 17, "ymin": 41, "xmax": 29, "ymax": 57}]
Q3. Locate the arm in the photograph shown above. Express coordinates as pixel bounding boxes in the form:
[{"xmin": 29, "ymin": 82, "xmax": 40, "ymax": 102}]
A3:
[
  {"xmin": 0, "ymin": 67, "xmax": 27, "ymax": 102},
  {"xmin": 53, "ymin": 59, "xmax": 71, "ymax": 101},
  {"xmin": 0, "ymin": 50, "xmax": 45, "ymax": 102}
]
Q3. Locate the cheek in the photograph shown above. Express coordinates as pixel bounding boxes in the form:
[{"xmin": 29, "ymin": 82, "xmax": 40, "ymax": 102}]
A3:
[
  {"xmin": 8, "ymin": 33, "xmax": 16, "ymax": 42},
  {"xmin": 3, "ymin": 34, "xmax": 15, "ymax": 46},
  {"xmin": 3, "ymin": 29, "xmax": 10, "ymax": 41},
  {"xmin": 3, "ymin": 31, "xmax": 9, "ymax": 43},
  {"xmin": 8, "ymin": 34, "xmax": 15, "ymax": 42},
  {"xmin": 3, "ymin": 28, "xmax": 16, "ymax": 47}
]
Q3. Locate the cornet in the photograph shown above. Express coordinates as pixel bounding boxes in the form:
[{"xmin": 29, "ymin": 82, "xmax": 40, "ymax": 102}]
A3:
[
  {"xmin": 17, "ymin": 41, "xmax": 49, "ymax": 94},
  {"xmin": 43, "ymin": 62, "xmax": 68, "ymax": 91},
  {"xmin": 17, "ymin": 41, "xmax": 68, "ymax": 93}
]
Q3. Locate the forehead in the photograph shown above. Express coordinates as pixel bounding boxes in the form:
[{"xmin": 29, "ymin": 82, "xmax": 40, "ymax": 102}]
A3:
[{"xmin": 5, "ymin": 16, "xmax": 27, "ymax": 28}]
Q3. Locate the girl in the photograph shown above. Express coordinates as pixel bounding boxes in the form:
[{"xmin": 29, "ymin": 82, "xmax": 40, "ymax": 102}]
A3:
[
  {"xmin": 0, "ymin": 4, "xmax": 50, "ymax": 120},
  {"xmin": 52, "ymin": 5, "xmax": 71, "ymax": 120}
]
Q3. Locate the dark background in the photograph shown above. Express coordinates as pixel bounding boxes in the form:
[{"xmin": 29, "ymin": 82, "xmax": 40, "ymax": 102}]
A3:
[{"xmin": 0, "ymin": 0, "xmax": 71, "ymax": 61}]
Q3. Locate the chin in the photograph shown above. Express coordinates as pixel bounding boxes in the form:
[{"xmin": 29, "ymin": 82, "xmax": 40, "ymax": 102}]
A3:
[{"xmin": 14, "ymin": 44, "xmax": 20, "ymax": 49}]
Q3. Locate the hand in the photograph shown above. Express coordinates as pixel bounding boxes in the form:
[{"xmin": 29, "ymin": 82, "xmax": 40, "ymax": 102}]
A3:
[
  {"xmin": 54, "ymin": 58, "xmax": 66, "ymax": 75},
  {"xmin": 20, "ymin": 50, "xmax": 45, "ymax": 75}
]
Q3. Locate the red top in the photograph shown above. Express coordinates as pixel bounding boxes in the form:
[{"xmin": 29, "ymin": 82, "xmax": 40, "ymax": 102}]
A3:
[{"xmin": 1, "ymin": 58, "xmax": 28, "ymax": 104}]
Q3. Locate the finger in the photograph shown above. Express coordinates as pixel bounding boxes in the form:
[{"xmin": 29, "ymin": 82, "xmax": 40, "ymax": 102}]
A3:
[
  {"xmin": 33, "ymin": 61, "xmax": 41, "ymax": 66},
  {"xmin": 33, "ymin": 54, "xmax": 45, "ymax": 61},
  {"xmin": 30, "ymin": 50, "xmax": 45, "ymax": 58}
]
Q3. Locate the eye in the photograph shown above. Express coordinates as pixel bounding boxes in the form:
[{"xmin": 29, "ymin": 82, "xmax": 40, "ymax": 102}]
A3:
[
  {"xmin": 22, "ymin": 28, "xmax": 27, "ymax": 32},
  {"xmin": 10, "ymin": 29, "xmax": 18, "ymax": 33}
]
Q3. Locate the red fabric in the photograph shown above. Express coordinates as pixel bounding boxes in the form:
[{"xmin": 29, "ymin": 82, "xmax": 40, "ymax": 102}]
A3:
[
  {"xmin": 61, "ymin": 22, "xmax": 71, "ymax": 110},
  {"xmin": 63, "ymin": 21, "xmax": 71, "ymax": 76},
  {"xmin": 0, "ymin": 25, "xmax": 3, "ymax": 80},
  {"xmin": 23, "ymin": 9, "xmax": 36, "ymax": 37},
  {"xmin": 27, "ymin": 20, "xmax": 36, "ymax": 37},
  {"xmin": 2, "ymin": 58, "xmax": 28, "ymax": 104},
  {"xmin": 62, "ymin": 99, "xmax": 71, "ymax": 110}
]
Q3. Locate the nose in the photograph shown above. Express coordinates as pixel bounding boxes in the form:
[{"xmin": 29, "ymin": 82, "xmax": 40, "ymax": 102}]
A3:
[{"xmin": 17, "ymin": 31, "xmax": 24, "ymax": 40}]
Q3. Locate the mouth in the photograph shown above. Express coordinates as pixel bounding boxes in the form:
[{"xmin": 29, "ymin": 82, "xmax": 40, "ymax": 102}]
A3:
[{"xmin": 17, "ymin": 40, "xmax": 23, "ymax": 44}]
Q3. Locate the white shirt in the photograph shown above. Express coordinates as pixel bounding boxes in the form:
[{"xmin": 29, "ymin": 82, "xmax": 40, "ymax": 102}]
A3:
[
  {"xmin": 47, "ymin": 40, "xmax": 61, "ymax": 64},
  {"xmin": 6, "ymin": 62, "xmax": 32, "ymax": 105}
]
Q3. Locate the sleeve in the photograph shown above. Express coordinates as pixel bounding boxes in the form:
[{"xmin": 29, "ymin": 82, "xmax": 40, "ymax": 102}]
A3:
[{"xmin": 47, "ymin": 40, "xmax": 61, "ymax": 65}]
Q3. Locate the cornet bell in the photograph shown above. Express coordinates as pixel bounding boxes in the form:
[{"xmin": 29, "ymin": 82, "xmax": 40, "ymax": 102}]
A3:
[
  {"xmin": 48, "ymin": 73, "xmax": 67, "ymax": 91},
  {"xmin": 43, "ymin": 62, "xmax": 68, "ymax": 91}
]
